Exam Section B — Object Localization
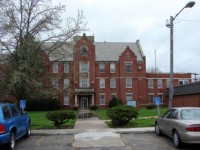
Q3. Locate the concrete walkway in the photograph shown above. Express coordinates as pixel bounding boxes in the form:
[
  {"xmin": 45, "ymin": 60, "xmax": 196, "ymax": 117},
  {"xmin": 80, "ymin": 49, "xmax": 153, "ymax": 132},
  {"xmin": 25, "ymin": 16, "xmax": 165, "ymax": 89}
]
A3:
[{"xmin": 73, "ymin": 109, "xmax": 127, "ymax": 149}]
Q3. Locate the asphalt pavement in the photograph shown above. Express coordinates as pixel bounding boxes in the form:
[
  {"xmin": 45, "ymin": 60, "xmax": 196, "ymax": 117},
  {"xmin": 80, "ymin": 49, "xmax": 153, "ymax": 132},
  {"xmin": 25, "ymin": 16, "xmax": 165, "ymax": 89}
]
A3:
[{"xmin": 32, "ymin": 109, "xmax": 154, "ymax": 149}]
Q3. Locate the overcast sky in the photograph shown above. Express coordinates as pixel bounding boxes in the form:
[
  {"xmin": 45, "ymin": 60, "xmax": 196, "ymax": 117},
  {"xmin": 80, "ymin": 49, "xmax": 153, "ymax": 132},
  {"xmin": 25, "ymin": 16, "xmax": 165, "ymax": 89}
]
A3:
[{"xmin": 53, "ymin": 0, "xmax": 200, "ymax": 76}]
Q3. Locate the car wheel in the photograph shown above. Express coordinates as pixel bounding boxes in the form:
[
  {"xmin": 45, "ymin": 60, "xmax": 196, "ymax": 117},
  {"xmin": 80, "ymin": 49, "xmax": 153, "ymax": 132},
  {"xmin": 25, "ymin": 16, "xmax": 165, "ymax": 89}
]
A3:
[
  {"xmin": 173, "ymin": 130, "xmax": 183, "ymax": 148},
  {"xmin": 7, "ymin": 132, "xmax": 16, "ymax": 150},
  {"xmin": 25, "ymin": 124, "xmax": 31, "ymax": 138},
  {"xmin": 155, "ymin": 122, "xmax": 162, "ymax": 136}
]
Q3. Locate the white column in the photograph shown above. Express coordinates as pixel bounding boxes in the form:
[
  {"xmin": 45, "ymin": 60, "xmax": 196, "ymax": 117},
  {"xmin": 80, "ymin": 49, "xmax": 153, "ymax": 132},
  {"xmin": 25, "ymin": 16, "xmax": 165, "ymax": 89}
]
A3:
[
  {"xmin": 92, "ymin": 94, "xmax": 94, "ymax": 105},
  {"xmin": 75, "ymin": 95, "xmax": 78, "ymax": 106}
]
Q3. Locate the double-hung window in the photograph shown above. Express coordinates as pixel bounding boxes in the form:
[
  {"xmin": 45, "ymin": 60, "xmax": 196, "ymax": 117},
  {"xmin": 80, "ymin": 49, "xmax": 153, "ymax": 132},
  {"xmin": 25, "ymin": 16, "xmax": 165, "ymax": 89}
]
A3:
[
  {"xmin": 125, "ymin": 63, "xmax": 132, "ymax": 73},
  {"xmin": 100, "ymin": 78, "xmax": 105, "ymax": 88},
  {"xmin": 110, "ymin": 78, "xmax": 116, "ymax": 88},
  {"xmin": 53, "ymin": 62, "xmax": 58, "ymax": 73},
  {"xmin": 110, "ymin": 63, "xmax": 115, "ymax": 73},
  {"xmin": 126, "ymin": 78, "xmax": 132, "ymax": 88},
  {"xmin": 80, "ymin": 62, "xmax": 89, "ymax": 72},
  {"xmin": 99, "ymin": 63, "xmax": 105, "ymax": 73}
]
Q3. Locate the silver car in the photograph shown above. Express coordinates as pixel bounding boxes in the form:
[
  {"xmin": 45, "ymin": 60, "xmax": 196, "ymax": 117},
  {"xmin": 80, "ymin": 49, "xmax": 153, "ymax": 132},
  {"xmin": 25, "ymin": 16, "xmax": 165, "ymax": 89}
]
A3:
[{"xmin": 155, "ymin": 107, "xmax": 200, "ymax": 148}]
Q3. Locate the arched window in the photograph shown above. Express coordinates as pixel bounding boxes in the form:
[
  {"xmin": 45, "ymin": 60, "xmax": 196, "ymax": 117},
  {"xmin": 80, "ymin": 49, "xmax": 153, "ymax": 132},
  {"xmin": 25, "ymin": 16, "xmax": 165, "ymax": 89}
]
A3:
[{"xmin": 80, "ymin": 46, "xmax": 88, "ymax": 55}]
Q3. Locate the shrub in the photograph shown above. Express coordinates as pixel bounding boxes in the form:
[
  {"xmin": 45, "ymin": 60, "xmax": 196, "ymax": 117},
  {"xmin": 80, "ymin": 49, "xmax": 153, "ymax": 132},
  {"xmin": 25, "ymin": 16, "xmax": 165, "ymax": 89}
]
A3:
[
  {"xmin": 46, "ymin": 110, "xmax": 75, "ymax": 128},
  {"xmin": 107, "ymin": 105, "xmax": 138, "ymax": 126},
  {"xmin": 27, "ymin": 98, "xmax": 60, "ymax": 111},
  {"xmin": 146, "ymin": 103, "xmax": 156, "ymax": 109},
  {"xmin": 72, "ymin": 106, "xmax": 79, "ymax": 111},
  {"xmin": 89, "ymin": 105, "xmax": 98, "ymax": 110},
  {"xmin": 108, "ymin": 97, "xmax": 123, "ymax": 108}
]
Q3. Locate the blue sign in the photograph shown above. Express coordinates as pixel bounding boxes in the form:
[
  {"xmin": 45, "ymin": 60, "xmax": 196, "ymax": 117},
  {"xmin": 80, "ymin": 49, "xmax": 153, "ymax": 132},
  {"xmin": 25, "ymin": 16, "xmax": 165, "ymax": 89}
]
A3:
[
  {"xmin": 20, "ymin": 100, "xmax": 26, "ymax": 109},
  {"xmin": 154, "ymin": 97, "xmax": 161, "ymax": 106}
]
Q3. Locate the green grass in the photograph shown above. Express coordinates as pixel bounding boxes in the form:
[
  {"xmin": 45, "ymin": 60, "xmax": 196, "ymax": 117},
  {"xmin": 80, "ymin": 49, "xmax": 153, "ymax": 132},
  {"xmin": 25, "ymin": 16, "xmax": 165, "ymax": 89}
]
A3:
[
  {"xmin": 93, "ymin": 107, "xmax": 168, "ymax": 128},
  {"xmin": 92, "ymin": 107, "xmax": 168, "ymax": 120},
  {"xmin": 27, "ymin": 111, "xmax": 77, "ymax": 129}
]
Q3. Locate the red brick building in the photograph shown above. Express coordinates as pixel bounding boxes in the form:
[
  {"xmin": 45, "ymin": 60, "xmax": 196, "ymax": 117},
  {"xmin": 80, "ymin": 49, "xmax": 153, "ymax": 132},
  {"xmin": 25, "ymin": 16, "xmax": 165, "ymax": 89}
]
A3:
[{"xmin": 46, "ymin": 34, "xmax": 192, "ymax": 108}]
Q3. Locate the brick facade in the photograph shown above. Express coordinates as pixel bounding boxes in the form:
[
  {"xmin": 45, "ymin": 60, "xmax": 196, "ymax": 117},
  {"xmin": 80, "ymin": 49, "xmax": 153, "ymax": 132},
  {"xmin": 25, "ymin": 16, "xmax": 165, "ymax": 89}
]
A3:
[{"xmin": 46, "ymin": 34, "xmax": 192, "ymax": 109}]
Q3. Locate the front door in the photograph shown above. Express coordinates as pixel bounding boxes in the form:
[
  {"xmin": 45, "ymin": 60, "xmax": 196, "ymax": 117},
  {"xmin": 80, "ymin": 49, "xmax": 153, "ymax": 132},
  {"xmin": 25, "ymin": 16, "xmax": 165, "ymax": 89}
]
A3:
[{"xmin": 80, "ymin": 98, "xmax": 88, "ymax": 109}]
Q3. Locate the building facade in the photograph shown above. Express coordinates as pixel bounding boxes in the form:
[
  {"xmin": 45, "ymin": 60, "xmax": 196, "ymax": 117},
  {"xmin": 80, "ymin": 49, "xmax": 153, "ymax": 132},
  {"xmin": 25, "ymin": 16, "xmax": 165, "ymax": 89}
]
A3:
[{"xmin": 47, "ymin": 34, "xmax": 191, "ymax": 108}]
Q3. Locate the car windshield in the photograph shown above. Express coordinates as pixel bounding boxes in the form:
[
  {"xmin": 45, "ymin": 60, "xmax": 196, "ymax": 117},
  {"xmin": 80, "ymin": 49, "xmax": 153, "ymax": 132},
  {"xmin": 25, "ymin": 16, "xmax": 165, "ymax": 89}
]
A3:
[{"xmin": 180, "ymin": 109, "xmax": 200, "ymax": 120}]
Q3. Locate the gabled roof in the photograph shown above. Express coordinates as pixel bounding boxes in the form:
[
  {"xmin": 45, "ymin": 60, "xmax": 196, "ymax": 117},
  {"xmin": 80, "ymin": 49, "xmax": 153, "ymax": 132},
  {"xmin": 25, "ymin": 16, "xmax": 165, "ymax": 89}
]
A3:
[{"xmin": 94, "ymin": 41, "xmax": 145, "ymax": 61}]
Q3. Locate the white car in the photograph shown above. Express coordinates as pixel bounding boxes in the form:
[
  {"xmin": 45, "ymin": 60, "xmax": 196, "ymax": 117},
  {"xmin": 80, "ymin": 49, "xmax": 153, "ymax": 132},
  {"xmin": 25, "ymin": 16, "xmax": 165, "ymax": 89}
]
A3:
[{"xmin": 155, "ymin": 107, "xmax": 200, "ymax": 148}]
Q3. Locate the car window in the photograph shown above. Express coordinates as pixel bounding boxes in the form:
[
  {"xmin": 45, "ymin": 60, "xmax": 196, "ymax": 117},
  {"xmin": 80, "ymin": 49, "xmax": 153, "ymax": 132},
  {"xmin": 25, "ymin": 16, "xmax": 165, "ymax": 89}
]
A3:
[
  {"xmin": 181, "ymin": 109, "xmax": 200, "ymax": 120},
  {"xmin": 9, "ymin": 105, "xmax": 18, "ymax": 117},
  {"xmin": 163, "ymin": 109, "xmax": 177, "ymax": 119},
  {"xmin": 170, "ymin": 109, "xmax": 178, "ymax": 119},
  {"xmin": 2, "ymin": 106, "xmax": 11, "ymax": 120}
]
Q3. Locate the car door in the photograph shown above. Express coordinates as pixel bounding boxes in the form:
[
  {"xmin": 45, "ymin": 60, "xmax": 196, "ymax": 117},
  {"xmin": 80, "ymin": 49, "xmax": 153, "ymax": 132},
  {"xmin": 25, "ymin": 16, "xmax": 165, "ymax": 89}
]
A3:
[
  {"xmin": 9, "ymin": 105, "xmax": 26, "ymax": 138},
  {"xmin": 162, "ymin": 109, "xmax": 178, "ymax": 137}
]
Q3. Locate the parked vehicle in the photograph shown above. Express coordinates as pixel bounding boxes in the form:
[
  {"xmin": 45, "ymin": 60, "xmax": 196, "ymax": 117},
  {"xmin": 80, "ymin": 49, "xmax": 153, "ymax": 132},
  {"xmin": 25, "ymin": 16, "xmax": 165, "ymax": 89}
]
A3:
[
  {"xmin": 155, "ymin": 107, "xmax": 200, "ymax": 148},
  {"xmin": 0, "ymin": 102, "xmax": 31, "ymax": 150}
]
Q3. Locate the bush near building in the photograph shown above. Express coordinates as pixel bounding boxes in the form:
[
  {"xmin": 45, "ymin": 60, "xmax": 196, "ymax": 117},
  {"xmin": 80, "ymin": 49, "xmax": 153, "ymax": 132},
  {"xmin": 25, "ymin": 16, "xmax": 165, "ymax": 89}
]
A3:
[
  {"xmin": 46, "ymin": 110, "xmax": 75, "ymax": 128},
  {"xmin": 107, "ymin": 105, "xmax": 138, "ymax": 126},
  {"xmin": 108, "ymin": 97, "xmax": 123, "ymax": 108}
]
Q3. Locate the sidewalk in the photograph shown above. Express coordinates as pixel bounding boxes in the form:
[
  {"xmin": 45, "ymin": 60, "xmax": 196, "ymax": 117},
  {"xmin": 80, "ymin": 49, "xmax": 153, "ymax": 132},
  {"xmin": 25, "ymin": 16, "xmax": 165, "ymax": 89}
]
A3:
[{"xmin": 32, "ymin": 109, "xmax": 154, "ymax": 149}]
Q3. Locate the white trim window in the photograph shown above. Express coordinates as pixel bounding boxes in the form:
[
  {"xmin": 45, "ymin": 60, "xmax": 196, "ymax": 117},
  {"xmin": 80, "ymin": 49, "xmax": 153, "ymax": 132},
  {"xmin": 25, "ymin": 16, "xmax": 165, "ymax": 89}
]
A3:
[
  {"xmin": 52, "ymin": 77, "xmax": 58, "ymax": 88},
  {"xmin": 110, "ymin": 78, "xmax": 116, "ymax": 88},
  {"xmin": 166, "ymin": 79, "xmax": 170, "ymax": 88},
  {"xmin": 125, "ymin": 63, "xmax": 132, "ymax": 73},
  {"xmin": 100, "ymin": 78, "xmax": 105, "ymax": 88},
  {"xmin": 158, "ymin": 93, "xmax": 163, "ymax": 103},
  {"xmin": 64, "ymin": 62, "xmax": 69, "ymax": 73},
  {"xmin": 64, "ymin": 79, "xmax": 69, "ymax": 88},
  {"xmin": 126, "ymin": 93, "xmax": 132, "ymax": 101},
  {"xmin": 110, "ymin": 63, "xmax": 115, "ymax": 73},
  {"xmin": 148, "ymin": 93, "xmax": 154, "ymax": 103},
  {"xmin": 179, "ymin": 79, "xmax": 189, "ymax": 85},
  {"xmin": 64, "ymin": 94, "xmax": 69, "ymax": 105},
  {"xmin": 99, "ymin": 63, "xmax": 105, "ymax": 73},
  {"xmin": 110, "ymin": 93, "xmax": 116, "ymax": 100},
  {"xmin": 53, "ymin": 62, "xmax": 58, "ymax": 73},
  {"xmin": 80, "ymin": 62, "xmax": 89, "ymax": 72},
  {"xmin": 99, "ymin": 93, "xmax": 105, "ymax": 105},
  {"xmin": 126, "ymin": 78, "xmax": 132, "ymax": 88},
  {"xmin": 80, "ymin": 78, "xmax": 89, "ymax": 88},
  {"xmin": 148, "ymin": 79, "xmax": 153, "ymax": 88},
  {"xmin": 157, "ymin": 79, "xmax": 163, "ymax": 88}
]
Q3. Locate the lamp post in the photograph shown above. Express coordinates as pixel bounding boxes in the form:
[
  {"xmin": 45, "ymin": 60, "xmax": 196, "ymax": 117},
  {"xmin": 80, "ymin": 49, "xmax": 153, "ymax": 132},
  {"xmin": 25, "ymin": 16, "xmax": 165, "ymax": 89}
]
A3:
[{"xmin": 167, "ymin": 1, "xmax": 195, "ymax": 109}]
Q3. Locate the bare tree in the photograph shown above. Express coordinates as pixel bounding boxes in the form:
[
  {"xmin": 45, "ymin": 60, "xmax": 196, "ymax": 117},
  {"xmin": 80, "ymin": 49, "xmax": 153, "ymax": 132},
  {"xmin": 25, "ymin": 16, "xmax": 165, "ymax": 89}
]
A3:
[
  {"xmin": 147, "ymin": 67, "xmax": 162, "ymax": 74},
  {"xmin": 0, "ymin": 0, "xmax": 86, "ymax": 102}
]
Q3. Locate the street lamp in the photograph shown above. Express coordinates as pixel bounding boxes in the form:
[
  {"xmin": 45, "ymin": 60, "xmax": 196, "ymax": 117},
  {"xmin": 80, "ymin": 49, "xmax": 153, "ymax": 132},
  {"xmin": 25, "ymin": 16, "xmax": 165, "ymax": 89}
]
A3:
[{"xmin": 166, "ymin": 1, "xmax": 195, "ymax": 109}]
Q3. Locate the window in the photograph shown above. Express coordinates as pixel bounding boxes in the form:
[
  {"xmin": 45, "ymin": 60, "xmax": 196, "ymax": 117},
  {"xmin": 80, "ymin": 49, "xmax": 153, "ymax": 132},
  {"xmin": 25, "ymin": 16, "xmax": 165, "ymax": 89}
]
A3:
[
  {"xmin": 99, "ymin": 93, "xmax": 105, "ymax": 105},
  {"xmin": 148, "ymin": 79, "xmax": 153, "ymax": 88},
  {"xmin": 158, "ymin": 93, "xmax": 163, "ymax": 103},
  {"xmin": 157, "ymin": 79, "xmax": 163, "ymax": 88},
  {"xmin": 148, "ymin": 93, "xmax": 154, "ymax": 103},
  {"xmin": 9, "ymin": 105, "xmax": 18, "ymax": 117},
  {"xmin": 110, "ymin": 93, "xmax": 116, "ymax": 100},
  {"xmin": 64, "ymin": 94, "xmax": 69, "ymax": 105},
  {"xmin": 80, "ymin": 46, "xmax": 88, "ymax": 55},
  {"xmin": 100, "ymin": 78, "xmax": 105, "ymax": 88},
  {"xmin": 64, "ymin": 63, "xmax": 69, "ymax": 73},
  {"xmin": 110, "ymin": 63, "xmax": 115, "ymax": 73},
  {"xmin": 2, "ymin": 106, "xmax": 11, "ymax": 120},
  {"xmin": 126, "ymin": 78, "xmax": 132, "ymax": 88},
  {"xmin": 126, "ymin": 93, "xmax": 132, "ymax": 101},
  {"xmin": 64, "ymin": 79, "xmax": 69, "ymax": 88},
  {"xmin": 179, "ymin": 79, "xmax": 189, "ymax": 85},
  {"xmin": 99, "ymin": 63, "xmax": 105, "ymax": 73},
  {"xmin": 125, "ymin": 63, "xmax": 132, "ymax": 73},
  {"xmin": 166, "ymin": 79, "xmax": 170, "ymax": 88},
  {"xmin": 110, "ymin": 78, "xmax": 116, "ymax": 88},
  {"xmin": 80, "ymin": 78, "xmax": 89, "ymax": 88},
  {"xmin": 52, "ymin": 77, "xmax": 58, "ymax": 88},
  {"xmin": 80, "ymin": 62, "xmax": 89, "ymax": 72},
  {"xmin": 53, "ymin": 62, "xmax": 58, "ymax": 73}
]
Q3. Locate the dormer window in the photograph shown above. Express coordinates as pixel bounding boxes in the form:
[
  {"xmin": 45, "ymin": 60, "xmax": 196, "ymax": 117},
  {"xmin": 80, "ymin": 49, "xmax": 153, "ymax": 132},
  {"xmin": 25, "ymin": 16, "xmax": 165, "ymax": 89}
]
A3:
[
  {"xmin": 80, "ymin": 46, "xmax": 88, "ymax": 55},
  {"xmin": 126, "ymin": 53, "xmax": 130, "ymax": 59}
]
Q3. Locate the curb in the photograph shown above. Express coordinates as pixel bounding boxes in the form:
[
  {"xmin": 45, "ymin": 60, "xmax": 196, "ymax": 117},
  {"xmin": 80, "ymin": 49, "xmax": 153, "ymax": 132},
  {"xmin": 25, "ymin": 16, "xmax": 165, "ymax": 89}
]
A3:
[{"xmin": 31, "ymin": 127, "xmax": 155, "ymax": 136}]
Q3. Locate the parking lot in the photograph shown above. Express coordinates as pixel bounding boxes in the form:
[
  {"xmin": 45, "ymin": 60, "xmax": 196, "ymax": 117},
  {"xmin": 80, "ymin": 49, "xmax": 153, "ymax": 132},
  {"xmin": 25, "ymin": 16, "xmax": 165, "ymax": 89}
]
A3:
[{"xmin": 1, "ymin": 133, "xmax": 200, "ymax": 150}]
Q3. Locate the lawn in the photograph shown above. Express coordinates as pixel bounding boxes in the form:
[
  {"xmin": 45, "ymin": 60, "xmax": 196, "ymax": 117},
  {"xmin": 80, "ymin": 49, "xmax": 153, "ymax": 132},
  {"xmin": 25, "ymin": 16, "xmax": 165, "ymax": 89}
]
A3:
[
  {"xmin": 27, "ymin": 111, "xmax": 77, "ymax": 129},
  {"xmin": 92, "ymin": 107, "xmax": 168, "ymax": 120},
  {"xmin": 92, "ymin": 107, "xmax": 168, "ymax": 128},
  {"xmin": 28, "ymin": 107, "xmax": 168, "ymax": 129}
]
